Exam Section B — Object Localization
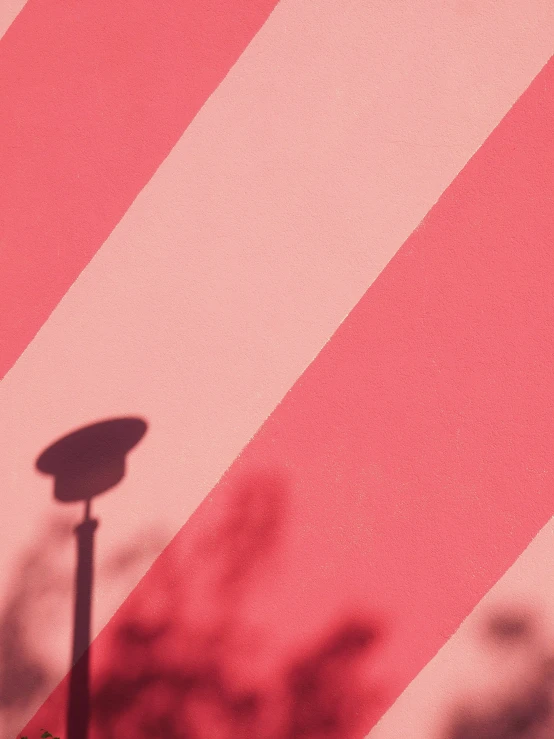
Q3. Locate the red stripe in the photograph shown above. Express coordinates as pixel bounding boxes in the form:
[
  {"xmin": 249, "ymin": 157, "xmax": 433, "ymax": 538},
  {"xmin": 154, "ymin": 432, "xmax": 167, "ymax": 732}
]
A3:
[
  {"xmin": 0, "ymin": 0, "xmax": 279, "ymax": 380},
  {"xmin": 21, "ymin": 57, "xmax": 554, "ymax": 739}
]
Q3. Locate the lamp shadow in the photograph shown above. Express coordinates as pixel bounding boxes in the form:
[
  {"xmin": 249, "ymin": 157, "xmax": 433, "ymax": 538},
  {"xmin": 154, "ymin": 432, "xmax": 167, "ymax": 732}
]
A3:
[{"xmin": 34, "ymin": 417, "xmax": 147, "ymax": 739}]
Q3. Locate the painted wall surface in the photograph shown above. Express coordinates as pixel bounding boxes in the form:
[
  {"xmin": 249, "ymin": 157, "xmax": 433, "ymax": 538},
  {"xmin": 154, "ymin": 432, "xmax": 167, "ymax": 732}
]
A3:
[{"xmin": 1, "ymin": 2, "xmax": 553, "ymax": 738}]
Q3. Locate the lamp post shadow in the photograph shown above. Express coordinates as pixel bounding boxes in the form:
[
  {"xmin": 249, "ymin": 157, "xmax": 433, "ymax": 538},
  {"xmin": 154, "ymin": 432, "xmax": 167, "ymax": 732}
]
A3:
[{"xmin": 36, "ymin": 417, "xmax": 147, "ymax": 739}]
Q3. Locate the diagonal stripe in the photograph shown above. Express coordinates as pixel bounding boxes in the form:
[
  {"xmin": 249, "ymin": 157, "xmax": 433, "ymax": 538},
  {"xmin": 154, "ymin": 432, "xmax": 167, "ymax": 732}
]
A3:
[
  {"xmin": 0, "ymin": 0, "xmax": 26, "ymax": 39},
  {"xmin": 0, "ymin": 0, "xmax": 280, "ymax": 381},
  {"xmin": 368, "ymin": 517, "xmax": 554, "ymax": 739},
  {"xmin": 19, "ymin": 52, "xmax": 554, "ymax": 739}
]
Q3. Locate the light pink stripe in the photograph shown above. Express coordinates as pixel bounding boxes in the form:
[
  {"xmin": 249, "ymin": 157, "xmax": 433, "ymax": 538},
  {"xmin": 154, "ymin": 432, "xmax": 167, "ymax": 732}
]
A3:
[
  {"xmin": 367, "ymin": 517, "xmax": 554, "ymax": 739},
  {"xmin": 0, "ymin": 0, "xmax": 25, "ymax": 39}
]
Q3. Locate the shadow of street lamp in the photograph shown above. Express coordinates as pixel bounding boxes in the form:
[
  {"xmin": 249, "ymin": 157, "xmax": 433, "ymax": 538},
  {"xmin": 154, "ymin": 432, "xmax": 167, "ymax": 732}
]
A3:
[{"xmin": 36, "ymin": 417, "xmax": 147, "ymax": 739}]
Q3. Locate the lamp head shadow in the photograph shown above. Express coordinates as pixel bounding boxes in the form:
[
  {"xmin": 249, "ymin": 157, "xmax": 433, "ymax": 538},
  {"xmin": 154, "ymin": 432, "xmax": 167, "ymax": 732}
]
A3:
[{"xmin": 36, "ymin": 417, "xmax": 148, "ymax": 504}]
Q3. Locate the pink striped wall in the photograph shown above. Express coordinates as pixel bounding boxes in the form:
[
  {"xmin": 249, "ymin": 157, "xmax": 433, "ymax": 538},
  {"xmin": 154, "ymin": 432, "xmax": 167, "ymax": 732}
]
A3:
[{"xmin": 1, "ymin": 2, "xmax": 553, "ymax": 737}]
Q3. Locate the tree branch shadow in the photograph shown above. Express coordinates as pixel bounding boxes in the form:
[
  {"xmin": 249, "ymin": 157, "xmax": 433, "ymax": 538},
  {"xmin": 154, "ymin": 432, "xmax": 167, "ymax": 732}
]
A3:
[
  {"xmin": 443, "ymin": 608, "xmax": 554, "ymax": 739},
  {"xmin": 15, "ymin": 470, "xmax": 384, "ymax": 739}
]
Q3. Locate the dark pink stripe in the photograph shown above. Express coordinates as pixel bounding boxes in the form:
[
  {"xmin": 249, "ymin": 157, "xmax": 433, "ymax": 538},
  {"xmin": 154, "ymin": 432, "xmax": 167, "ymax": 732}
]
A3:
[{"xmin": 0, "ymin": 0, "xmax": 279, "ymax": 380}]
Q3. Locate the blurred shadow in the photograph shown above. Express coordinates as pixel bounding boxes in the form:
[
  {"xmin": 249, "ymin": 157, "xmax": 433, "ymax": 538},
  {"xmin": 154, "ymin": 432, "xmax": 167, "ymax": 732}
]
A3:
[
  {"xmin": 285, "ymin": 621, "xmax": 377, "ymax": 738},
  {"xmin": 86, "ymin": 472, "xmax": 381, "ymax": 739},
  {"xmin": 1, "ymin": 516, "xmax": 167, "ymax": 739},
  {"xmin": 445, "ymin": 609, "xmax": 554, "ymax": 739},
  {"xmin": 14, "ymin": 468, "xmax": 382, "ymax": 739},
  {"xmin": 8, "ymin": 413, "xmax": 385, "ymax": 739},
  {"xmin": 0, "ymin": 518, "xmax": 74, "ymax": 739}
]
